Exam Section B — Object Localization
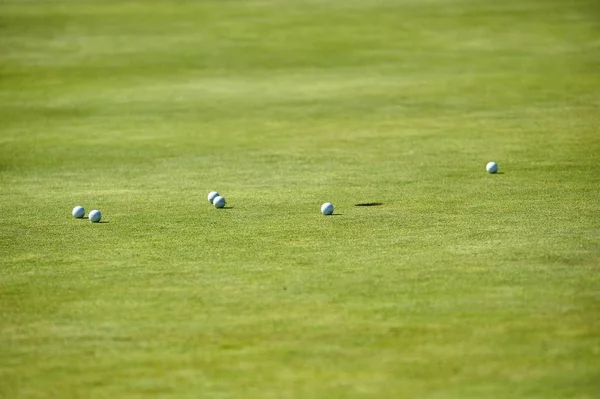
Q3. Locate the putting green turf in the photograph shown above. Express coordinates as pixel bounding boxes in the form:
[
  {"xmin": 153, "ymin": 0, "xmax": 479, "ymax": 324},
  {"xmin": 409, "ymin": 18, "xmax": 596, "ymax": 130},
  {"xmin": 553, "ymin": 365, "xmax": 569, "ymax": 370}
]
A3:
[{"xmin": 1, "ymin": 0, "xmax": 599, "ymax": 397}]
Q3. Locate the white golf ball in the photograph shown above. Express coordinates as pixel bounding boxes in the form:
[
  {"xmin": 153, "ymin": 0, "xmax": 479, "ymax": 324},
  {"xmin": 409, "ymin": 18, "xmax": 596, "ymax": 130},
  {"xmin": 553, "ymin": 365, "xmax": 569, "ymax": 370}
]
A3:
[
  {"xmin": 213, "ymin": 196, "xmax": 226, "ymax": 208},
  {"xmin": 72, "ymin": 206, "xmax": 85, "ymax": 219},
  {"xmin": 208, "ymin": 191, "xmax": 219, "ymax": 203},
  {"xmin": 486, "ymin": 161, "xmax": 499, "ymax": 174},
  {"xmin": 89, "ymin": 209, "xmax": 102, "ymax": 223},
  {"xmin": 321, "ymin": 202, "xmax": 334, "ymax": 215}
]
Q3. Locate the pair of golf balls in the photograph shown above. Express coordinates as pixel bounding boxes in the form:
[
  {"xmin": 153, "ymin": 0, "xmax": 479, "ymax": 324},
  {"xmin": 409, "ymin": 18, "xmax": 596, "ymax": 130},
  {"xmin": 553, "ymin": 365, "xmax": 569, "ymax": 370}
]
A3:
[
  {"xmin": 72, "ymin": 206, "xmax": 102, "ymax": 223},
  {"xmin": 207, "ymin": 191, "xmax": 226, "ymax": 208}
]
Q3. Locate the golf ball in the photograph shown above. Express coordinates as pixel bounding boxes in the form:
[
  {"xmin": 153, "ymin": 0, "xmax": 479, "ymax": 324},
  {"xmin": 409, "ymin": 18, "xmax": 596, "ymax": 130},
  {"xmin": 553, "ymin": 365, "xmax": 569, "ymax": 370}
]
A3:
[
  {"xmin": 72, "ymin": 206, "xmax": 85, "ymax": 219},
  {"xmin": 321, "ymin": 202, "xmax": 334, "ymax": 215},
  {"xmin": 213, "ymin": 196, "xmax": 226, "ymax": 208},
  {"xmin": 89, "ymin": 209, "xmax": 102, "ymax": 223},
  {"xmin": 486, "ymin": 161, "xmax": 499, "ymax": 174},
  {"xmin": 208, "ymin": 191, "xmax": 219, "ymax": 203}
]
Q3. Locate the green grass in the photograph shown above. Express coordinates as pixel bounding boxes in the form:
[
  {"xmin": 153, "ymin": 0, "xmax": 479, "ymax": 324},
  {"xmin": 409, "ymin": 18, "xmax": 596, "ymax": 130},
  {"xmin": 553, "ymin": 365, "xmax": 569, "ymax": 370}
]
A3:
[{"xmin": 1, "ymin": 0, "xmax": 599, "ymax": 397}]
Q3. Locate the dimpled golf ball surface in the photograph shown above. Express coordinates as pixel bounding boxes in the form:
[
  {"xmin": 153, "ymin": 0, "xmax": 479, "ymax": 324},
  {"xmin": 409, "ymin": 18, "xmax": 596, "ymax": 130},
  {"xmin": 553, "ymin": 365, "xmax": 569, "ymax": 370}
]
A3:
[
  {"xmin": 72, "ymin": 206, "xmax": 85, "ymax": 219},
  {"xmin": 208, "ymin": 191, "xmax": 219, "ymax": 203},
  {"xmin": 486, "ymin": 161, "xmax": 499, "ymax": 174},
  {"xmin": 89, "ymin": 210, "xmax": 102, "ymax": 223},
  {"xmin": 321, "ymin": 202, "xmax": 334, "ymax": 215},
  {"xmin": 213, "ymin": 196, "xmax": 226, "ymax": 208}
]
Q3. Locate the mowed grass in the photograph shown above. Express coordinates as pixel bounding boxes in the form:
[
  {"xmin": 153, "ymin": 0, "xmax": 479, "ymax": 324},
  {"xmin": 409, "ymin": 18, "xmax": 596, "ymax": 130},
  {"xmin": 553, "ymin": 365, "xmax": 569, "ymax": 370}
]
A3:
[{"xmin": 1, "ymin": 0, "xmax": 599, "ymax": 397}]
